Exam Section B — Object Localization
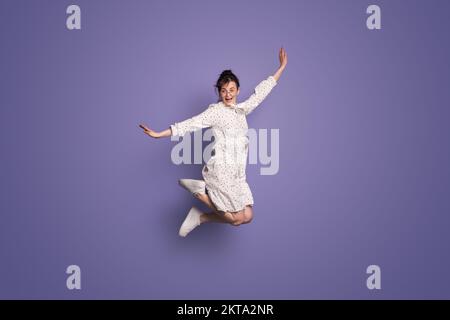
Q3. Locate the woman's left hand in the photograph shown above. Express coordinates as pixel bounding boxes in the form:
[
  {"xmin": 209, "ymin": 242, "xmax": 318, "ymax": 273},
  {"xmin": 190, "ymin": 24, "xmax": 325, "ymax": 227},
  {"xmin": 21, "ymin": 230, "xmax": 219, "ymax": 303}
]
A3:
[{"xmin": 279, "ymin": 47, "xmax": 288, "ymax": 69}]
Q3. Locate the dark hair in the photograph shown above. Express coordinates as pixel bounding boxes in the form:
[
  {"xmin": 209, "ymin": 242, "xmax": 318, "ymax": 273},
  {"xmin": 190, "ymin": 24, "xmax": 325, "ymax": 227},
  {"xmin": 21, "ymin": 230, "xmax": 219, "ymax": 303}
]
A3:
[{"xmin": 215, "ymin": 70, "xmax": 240, "ymax": 102}]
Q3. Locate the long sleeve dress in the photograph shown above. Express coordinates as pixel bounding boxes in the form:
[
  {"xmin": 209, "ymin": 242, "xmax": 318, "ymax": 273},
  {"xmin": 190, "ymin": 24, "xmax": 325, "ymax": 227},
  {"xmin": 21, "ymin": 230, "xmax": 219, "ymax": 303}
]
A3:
[{"xmin": 170, "ymin": 75, "xmax": 278, "ymax": 213}]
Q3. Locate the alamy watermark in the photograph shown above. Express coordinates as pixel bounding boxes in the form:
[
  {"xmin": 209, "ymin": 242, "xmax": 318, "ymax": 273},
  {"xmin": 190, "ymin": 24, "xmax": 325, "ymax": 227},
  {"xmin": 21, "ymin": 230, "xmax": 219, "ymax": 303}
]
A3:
[
  {"xmin": 366, "ymin": 265, "xmax": 381, "ymax": 290},
  {"xmin": 66, "ymin": 265, "xmax": 81, "ymax": 290},
  {"xmin": 170, "ymin": 128, "xmax": 280, "ymax": 176}
]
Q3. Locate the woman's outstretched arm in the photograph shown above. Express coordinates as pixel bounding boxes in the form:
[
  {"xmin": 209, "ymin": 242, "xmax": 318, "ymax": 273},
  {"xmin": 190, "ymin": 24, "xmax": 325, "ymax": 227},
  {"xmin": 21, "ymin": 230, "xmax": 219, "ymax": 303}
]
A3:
[
  {"xmin": 139, "ymin": 124, "xmax": 172, "ymax": 139},
  {"xmin": 139, "ymin": 104, "xmax": 216, "ymax": 139},
  {"xmin": 273, "ymin": 47, "xmax": 287, "ymax": 82}
]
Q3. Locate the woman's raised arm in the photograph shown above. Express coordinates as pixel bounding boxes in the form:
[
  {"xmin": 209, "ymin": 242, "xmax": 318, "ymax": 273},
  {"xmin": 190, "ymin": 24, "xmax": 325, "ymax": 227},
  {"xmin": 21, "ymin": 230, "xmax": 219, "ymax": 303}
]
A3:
[{"xmin": 273, "ymin": 47, "xmax": 287, "ymax": 82}]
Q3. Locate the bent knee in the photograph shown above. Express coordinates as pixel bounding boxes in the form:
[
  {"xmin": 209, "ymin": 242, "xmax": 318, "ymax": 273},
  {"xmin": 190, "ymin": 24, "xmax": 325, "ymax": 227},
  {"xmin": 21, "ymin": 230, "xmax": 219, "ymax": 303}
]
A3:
[
  {"xmin": 231, "ymin": 216, "xmax": 245, "ymax": 226},
  {"xmin": 241, "ymin": 216, "xmax": 253, "ymax": 224},
  {"xmin": 242, "ymin": 206, "xmax": 253, "ymax": 224},
  {"xmin": 231, "ymin": 209, "xmax": 253, "ymax": 226},
  {"xmin": 229, "ymin": 212, "xmax": 244, "ymax": 226}
]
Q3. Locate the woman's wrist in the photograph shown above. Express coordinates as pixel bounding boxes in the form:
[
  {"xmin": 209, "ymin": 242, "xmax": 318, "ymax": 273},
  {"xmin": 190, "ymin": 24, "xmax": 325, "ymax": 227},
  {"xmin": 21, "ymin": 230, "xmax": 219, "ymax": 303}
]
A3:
[
  {"xmin": 158, "ymin": 128, "xmax": 172, "ymax": 138},
  {"xmin": 273, "ymin": 66, "xmax": 285, "ymax": 82}
]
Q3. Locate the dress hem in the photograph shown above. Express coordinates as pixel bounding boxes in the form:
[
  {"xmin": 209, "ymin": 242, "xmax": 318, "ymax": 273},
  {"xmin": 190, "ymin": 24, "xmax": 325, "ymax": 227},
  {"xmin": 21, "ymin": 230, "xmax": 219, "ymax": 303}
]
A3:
[{"xmin": 206, "ymin": 186, "xmax": 253, "ymax": 213}]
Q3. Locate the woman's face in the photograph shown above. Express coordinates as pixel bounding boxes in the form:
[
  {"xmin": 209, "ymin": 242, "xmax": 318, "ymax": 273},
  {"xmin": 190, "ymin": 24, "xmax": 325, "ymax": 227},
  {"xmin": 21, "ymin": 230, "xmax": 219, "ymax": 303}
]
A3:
[{"xmin": 220, "ymin": 81, "xmax": 240, "ymax": 106}]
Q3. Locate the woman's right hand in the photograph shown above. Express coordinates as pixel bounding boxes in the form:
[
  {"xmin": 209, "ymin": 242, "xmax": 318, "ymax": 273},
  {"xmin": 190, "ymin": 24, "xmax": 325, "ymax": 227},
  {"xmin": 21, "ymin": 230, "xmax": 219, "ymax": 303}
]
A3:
[{"xmin": 139, "ymin": 124, "xmax": 160, "ymax": 139}]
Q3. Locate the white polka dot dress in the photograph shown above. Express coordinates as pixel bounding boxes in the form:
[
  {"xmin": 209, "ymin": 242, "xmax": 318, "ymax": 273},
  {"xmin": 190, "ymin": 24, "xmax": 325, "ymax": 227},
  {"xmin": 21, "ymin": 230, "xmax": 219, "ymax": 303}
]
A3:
[{"xmin": 170, "ymin": 76, "xmax": 278, "ymax": 213}]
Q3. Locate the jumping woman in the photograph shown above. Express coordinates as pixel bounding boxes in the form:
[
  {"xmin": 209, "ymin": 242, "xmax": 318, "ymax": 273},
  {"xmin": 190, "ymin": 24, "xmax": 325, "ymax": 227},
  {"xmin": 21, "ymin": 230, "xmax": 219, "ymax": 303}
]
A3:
[{"xmin": 139, "ymin": 47, "xmax": 287, "ymax": 237}]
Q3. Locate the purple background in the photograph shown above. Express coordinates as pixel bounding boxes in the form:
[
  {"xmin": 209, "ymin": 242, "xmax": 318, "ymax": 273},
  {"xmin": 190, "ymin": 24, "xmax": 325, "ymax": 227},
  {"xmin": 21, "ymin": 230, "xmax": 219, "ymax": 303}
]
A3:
[{"xmin": 1, "ymin": 0, "xmax": 449, "ymax": 299}]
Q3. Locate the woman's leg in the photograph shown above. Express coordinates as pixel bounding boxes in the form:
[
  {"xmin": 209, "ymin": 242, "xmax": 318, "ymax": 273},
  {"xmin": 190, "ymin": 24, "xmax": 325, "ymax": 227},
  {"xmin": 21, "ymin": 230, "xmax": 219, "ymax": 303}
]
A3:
[
  {"xmin": 195, "ymin": 193, "xmax": 249, "ymax": 226},
  {"xmin": 241, "ymin": 205, "xmax": 254, "ymax": 224},
  {"xmin": 194, "ymin": 193, "xmax": 218, "ymax": 212},
  {"xmin": 200, "ymin": 211, "xmax": 234, "ymax": 224}
]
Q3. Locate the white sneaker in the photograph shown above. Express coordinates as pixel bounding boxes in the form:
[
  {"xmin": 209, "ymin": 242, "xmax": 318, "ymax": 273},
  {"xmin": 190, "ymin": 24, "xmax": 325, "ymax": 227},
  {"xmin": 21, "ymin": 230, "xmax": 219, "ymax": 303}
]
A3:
[
  {"xmin": 178, "ymin": 206, "xmax": 203, "ymax": 237},
  {"xmin": 178, "ymin": 179, "xmax": 206, "ymax": 196}
]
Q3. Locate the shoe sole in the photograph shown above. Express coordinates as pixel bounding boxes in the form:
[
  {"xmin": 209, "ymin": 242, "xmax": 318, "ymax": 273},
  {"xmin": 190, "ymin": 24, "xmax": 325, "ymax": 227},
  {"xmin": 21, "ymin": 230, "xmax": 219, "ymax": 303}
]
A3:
[{"xmin": 178, "ymin": 179, "xmax": 206, "ymax": 196}]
